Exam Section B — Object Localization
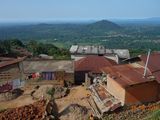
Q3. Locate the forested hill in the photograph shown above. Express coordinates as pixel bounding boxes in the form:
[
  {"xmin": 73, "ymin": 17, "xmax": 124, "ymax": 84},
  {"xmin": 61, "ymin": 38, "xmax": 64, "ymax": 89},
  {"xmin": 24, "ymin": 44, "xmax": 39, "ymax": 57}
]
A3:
[
  {"xmin": 87, "ymin": 20, "xmax": 121, "ymax": 31},
  {"xmin": 0, "ymin": 20, "xmax": 122, "ymax": 40}
]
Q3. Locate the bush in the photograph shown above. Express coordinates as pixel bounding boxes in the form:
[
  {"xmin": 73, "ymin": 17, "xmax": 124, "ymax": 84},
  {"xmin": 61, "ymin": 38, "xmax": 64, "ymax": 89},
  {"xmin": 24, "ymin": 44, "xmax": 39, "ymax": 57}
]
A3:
[{"xmin": 46, "ymin": 88, "xmax": 55, "ymax": 97}]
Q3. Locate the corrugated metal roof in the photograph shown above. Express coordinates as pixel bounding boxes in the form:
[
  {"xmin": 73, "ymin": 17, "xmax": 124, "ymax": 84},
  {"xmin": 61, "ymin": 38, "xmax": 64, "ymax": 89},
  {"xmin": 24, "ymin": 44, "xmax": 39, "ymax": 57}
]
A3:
[
  {"xmin": 90, "ymin": 84, "xmax": 121, "ymax": 113},
  {"xmin": 23, "ymin": 60, "xmax": 74, "ymax": 73},
  {"xmin": 0, "ymin": 57, "xmax": 16, "ymax": 61},
  {"xmin": 140, "ymin": 53, "xmax": 160, "ymax": 72},
  {"xmin": 70, "ymin": 45, "xmax": 130, "ymax": 59},
  {"xmin": 140, "ymin": 53, "xmax": 160, "ymax": 83},
  {"xmin": 70, "ymin": 45, "xmax": 106, "ymax": 55},
  {"xmin": 0, "ymin": 57, "xmax": 24, "ymax": 68},
  {"xmin": 75, "ymin": 55, "xmax": 116, "ymax": 73},
  {"xmin": 102, "ymin": 64, "xmax": 154, "ymax": 88}
]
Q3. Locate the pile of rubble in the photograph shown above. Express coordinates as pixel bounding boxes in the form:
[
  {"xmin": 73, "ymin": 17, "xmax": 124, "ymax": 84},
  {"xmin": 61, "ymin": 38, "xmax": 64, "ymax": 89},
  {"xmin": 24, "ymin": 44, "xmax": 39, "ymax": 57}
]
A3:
[{"xmin": 0, "ymin": 100, "xmax": 46, "ymax": 120}]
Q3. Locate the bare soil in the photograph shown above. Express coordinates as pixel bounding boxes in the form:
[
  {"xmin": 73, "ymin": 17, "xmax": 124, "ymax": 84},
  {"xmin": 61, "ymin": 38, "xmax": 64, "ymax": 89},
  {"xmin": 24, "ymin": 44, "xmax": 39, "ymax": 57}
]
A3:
[
  {"xmin": 55, "ymin": 86, "xmax": 91, "ymax": 113},
  {"xmin": 0, "ymin": 84, "xmax": 53, "ymax": 110}
]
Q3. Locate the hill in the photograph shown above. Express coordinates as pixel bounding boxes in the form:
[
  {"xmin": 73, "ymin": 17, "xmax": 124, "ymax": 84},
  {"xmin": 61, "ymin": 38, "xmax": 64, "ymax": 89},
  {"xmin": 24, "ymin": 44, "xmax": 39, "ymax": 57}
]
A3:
[
  {"xmin": 1, "ymin": 20, "xmax": 160, "ymax": 51},
  {"xmin": 0, "ymin": 20, "xmax": 122, "ymax": 41},
  {"xmin": 87, "ymin": 20, "xmax": 121, "ymax": 31}
]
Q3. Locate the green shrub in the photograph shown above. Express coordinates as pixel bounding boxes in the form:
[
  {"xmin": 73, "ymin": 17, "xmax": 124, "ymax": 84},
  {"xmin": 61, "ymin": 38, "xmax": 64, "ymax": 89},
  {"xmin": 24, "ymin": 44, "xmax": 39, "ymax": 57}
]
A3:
[{"xmin": 46, "ymin": 88, "xmax": 55, "ymax": 97}]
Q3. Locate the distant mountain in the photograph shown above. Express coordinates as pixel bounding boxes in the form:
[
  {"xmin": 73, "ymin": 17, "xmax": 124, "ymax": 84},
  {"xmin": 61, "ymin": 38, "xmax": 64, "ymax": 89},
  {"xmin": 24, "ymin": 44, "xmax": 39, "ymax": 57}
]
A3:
[
  {"xmin": 0, "ymin": 20, "xmax": 122, "ymax": 40},
  {"xmin": 87, "ymin": 20, "xmax": 121, "ymax": 31}
]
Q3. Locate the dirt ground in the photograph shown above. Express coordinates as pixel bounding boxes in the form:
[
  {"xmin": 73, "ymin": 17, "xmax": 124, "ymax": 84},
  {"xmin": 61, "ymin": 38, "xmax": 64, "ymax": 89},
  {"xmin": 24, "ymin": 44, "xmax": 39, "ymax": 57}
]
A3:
[
  {"xmin": 55, "ymin": 86, "xmax": 91, "ymax": 113},
  {"xmin": 0, "ymin": 85, "xmax": 35, "ymax": 110},
  {"xmin": 0, "ymin": 85, "xmax": 93, "ymax": 120},
  {"xmin": 0, "ymin": 84, "xmax": 53, "ymax": 110}
]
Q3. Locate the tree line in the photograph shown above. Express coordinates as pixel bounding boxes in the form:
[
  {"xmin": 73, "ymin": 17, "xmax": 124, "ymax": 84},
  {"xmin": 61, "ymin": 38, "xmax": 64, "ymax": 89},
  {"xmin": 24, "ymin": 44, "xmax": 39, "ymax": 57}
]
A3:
[{"xmin": 0, "ymin": 39, "xmax": 70, "ymax": 59}]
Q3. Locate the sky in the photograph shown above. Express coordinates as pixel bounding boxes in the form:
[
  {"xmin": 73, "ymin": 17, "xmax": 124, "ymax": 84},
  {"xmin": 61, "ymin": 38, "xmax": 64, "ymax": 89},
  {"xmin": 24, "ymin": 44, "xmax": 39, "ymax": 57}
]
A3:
[{"xmin": 0, "ymin": 0, "xmax": 160, "ymax": 22}]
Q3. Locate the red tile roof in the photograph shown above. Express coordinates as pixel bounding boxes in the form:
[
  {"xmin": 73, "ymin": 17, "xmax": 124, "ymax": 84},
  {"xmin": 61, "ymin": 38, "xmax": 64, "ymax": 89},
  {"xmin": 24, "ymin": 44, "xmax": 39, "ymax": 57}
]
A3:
[
  {"xmin": 75, "ymin": 55, "xmax": 116, "ymax": 73},
  {"xmin": 102, "ymin": 64, "xmax": 154, "ymax": 88},
  {"xmin": 140, "ymin": 53, "xmax": 160, "ymax": 83}
]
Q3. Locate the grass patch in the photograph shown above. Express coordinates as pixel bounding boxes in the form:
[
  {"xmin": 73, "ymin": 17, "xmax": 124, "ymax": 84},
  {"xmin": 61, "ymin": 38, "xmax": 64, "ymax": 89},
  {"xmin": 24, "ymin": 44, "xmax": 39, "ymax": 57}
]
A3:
[{"xmin": 147, "ymin": 109, "xmax": 160, "ymax": 120}]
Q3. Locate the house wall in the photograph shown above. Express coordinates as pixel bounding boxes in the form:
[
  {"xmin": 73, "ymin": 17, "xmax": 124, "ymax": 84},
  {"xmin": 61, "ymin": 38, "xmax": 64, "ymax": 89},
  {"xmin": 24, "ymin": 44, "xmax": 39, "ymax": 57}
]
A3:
[
  {"xmin": 107, "ymin": 76, "xmax": 126, "ymax": 105},
  {"xmin": 74, "ymin": 71, "xmax": 86, "ymax": 85},
  {"xmin": 125, "ymin": 81, "xmax": 160, "ymax": 105},
  {"xmin": 41, "ymin": 71, "xmax": 74, "ymax": 83},
  {"xmin": 0, "ymin": 63, "xmax": 22, "ymax": 83},
  {"xmin": 0, "ymin": 62, "xmax": 25, "ymax": 92},
  {"xmin": 64, "ymin": 73, "xmax": 74, "ymax": 84}
]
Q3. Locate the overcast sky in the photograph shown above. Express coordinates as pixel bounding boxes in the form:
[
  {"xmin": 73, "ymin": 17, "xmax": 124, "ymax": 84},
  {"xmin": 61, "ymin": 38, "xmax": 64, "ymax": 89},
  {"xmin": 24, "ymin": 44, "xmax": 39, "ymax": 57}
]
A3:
[{"xmin": 0, "ymin": 0, "xmax": 160, "ymax": 21}]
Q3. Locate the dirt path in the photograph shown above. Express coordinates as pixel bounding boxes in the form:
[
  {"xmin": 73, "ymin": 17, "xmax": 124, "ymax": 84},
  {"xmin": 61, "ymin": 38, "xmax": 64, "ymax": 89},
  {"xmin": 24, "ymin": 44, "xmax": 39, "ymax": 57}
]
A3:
[{"xmin": 55, "ymin": 86, "xmax": 91, "ymax": 112}]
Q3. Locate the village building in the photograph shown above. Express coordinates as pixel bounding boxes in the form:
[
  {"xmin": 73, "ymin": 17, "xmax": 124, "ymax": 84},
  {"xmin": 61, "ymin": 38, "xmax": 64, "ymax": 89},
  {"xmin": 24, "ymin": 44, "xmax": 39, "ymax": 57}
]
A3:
[
  {"xmin": 101, "ymin": 64, "xmax": 160, "ymax": 105},
  {"xmin": 74, "ymin": 55, "xmax": 116, "ymax": 85},
  {"xmin": 0, "ymin": 57, "xmax": 25, "ymax": 93},
  {"xmin": 23, "ymin": 59, "xmax": 74, "ymax": 86},
  {"xmin": 70, "ymin": 45, "xmax": 130, "ymax": 63},
  {"xmin": 88, "ymin": 52, "xmax": 160, "ymax": 116}
]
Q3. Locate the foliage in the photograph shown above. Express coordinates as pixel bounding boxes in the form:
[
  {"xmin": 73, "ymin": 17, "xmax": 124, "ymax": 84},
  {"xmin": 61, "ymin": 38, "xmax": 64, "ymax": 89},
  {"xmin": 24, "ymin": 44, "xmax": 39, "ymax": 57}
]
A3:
[
  {"xmin": 46, "ymin": 87, "xmax": 55, "ymax": 97},
  {"xmin": 1, "ymin": 21, "xmax": 160, "ymax": 58},
  {"xmin": 129, "ymin": 49, "xmax": 147, "ymax": 57},
  {"xmin": 26, "ymin": 40, "xmax": 70, "ymax": 59},
  {"xmin": 0, "ymin": 39, "xmax": 70, "ymax": 59},
  {"xmin": 147, "ymin": 110, "xmax": 160, "ymax": 120}
]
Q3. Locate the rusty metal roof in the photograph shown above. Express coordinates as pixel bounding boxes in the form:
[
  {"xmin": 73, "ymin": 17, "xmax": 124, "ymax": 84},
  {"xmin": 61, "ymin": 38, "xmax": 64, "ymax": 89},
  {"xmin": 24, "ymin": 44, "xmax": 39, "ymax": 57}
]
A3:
[
  {"xmin": 0, "ymin": 57, "xmax": 24, "ymax": 68},
  {"xmin": 75, "ymin": 55, "xmax": 116, "ymax": 73},
  {"xmin": 90, "ymin": 84, "xmax": 121, "ymax": 113},
  {"xmin": 102, "ymin": 64, "xmax": 154, "ymax": 88},
  {"xmin": 140, "ymin": 53, "xmax": 160, "ymax": 83},
  {"xmin": 0, "ymin": 57, "xmax": 16, "ymax": 61},
  {"xmin": 140, "ymin": 53, "xmax": 160, "ymax": 73}
]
